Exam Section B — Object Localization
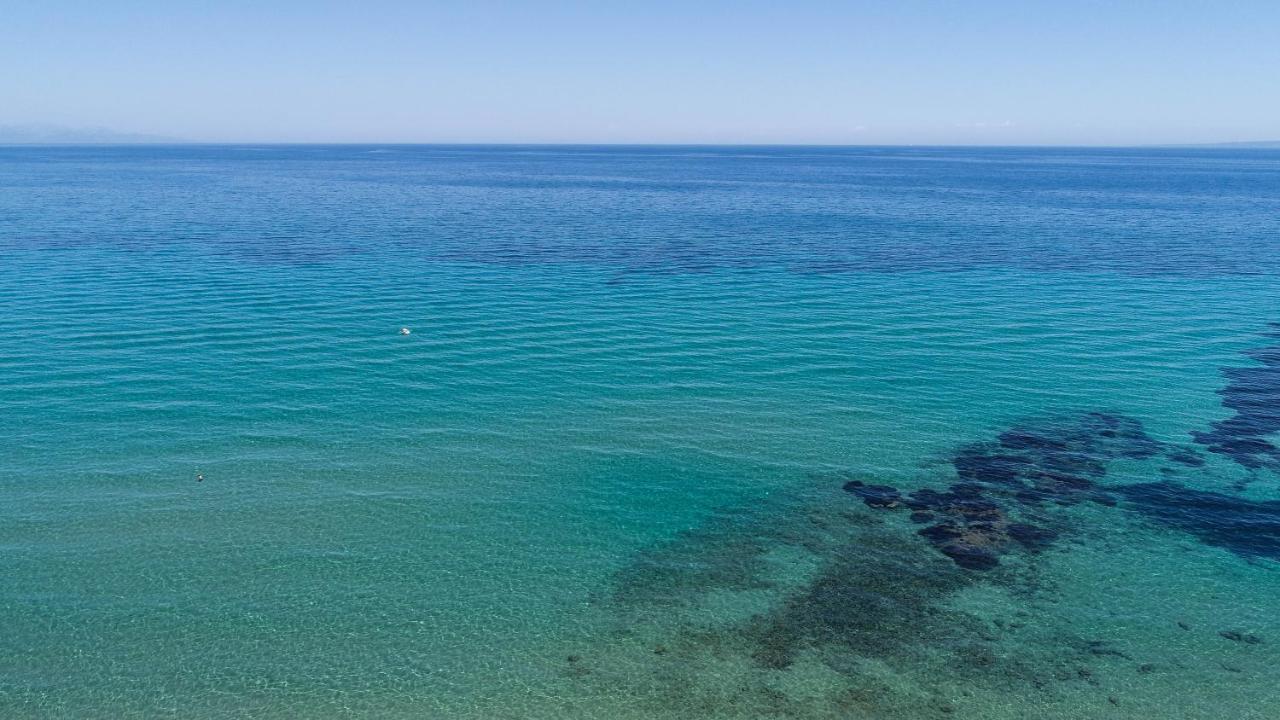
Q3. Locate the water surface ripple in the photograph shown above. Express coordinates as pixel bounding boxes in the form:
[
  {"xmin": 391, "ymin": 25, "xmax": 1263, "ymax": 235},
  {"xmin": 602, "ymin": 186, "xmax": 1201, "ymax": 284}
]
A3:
[{"xmin": 2, "ymin": 146, "xmax": 1279, "ymax": 719}]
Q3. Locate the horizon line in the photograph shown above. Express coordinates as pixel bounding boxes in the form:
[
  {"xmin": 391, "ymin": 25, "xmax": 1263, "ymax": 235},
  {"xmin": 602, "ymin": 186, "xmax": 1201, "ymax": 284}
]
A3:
[{"xmin": 2, "ymin": 140, "xmax": 1279, "ymax": 149}]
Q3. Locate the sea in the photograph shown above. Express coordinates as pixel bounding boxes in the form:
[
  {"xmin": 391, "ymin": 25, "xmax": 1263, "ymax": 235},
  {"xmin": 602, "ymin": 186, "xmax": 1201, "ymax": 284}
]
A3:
[{"xmin": 2, "ymin": 144, "xmax": 1279, "ymax": 719}]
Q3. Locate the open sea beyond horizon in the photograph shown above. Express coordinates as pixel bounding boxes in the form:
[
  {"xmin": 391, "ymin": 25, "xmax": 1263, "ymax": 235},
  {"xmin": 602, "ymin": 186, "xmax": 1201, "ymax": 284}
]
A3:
[{"xmin": 3, "ymin": 144, "xmax": 1280, "ymax": 719}]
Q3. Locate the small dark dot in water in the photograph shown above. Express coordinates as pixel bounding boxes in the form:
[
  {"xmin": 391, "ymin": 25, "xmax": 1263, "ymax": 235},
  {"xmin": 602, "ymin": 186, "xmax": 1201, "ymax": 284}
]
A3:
[
  {"xmin": 567, "ymin": 654, "xmax": 581, "ymax": 663},
  {"xmin": 1178, "ymin": 621, "xmax": 1191, "ymax": 631},
  {"xmin": 196, "ymin": 474, "xmax": 204, "ymax": 482},
  {"xmin": 1138, "ymin": 663, "xmax": 1156, "ymax": 674},
  {"xmin": 1221, "ymin": 663, "xmax": 1244, "ymax": 674},
  {"xmin": 1219, "ymin": 631, "xmax": 1263, "ymax": 644},
  {"xmin": 1109, "ymin": 696, "xmax": 1120, "ymax": 706}
]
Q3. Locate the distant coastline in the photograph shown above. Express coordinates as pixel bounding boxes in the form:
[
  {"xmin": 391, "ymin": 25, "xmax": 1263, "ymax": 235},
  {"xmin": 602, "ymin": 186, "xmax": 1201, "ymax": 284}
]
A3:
[
  {"xmin": 0, "ymin": 124, "xmax": 181, "ymax": 144},
  {"xmin": 1173, "ymin": 140, "xmax": 1280, "ymax": 149},
  {"xmin": 2, "ymin": 127, "xmax": 1278, "ymax": 148}
]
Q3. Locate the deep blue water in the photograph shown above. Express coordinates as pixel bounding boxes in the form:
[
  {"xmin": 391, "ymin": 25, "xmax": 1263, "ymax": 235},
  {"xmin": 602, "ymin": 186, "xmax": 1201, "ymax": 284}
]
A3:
[{"xmin": 2, "ymin": 145, "xmax": 1280, "ymax": 719}]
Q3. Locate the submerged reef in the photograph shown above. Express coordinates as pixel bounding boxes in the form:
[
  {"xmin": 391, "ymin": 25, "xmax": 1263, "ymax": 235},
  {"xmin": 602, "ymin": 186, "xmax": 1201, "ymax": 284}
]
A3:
[
  {"xmin": 597, "ymin": 474, "xmax": 1174, "ymax": 717},
  {"xmin": 599, "ymin": 481, "xmax": 1079, "ymax": 717},
  {"xmin": 741, "ymin": 531, "xmax": 976, "ymax": 670},
  {"xmin": 845, "ymin": 407, "xmax": 1280, "ymax": 571},
  {"xmin": 593, "ymin": 408, "xmax": 1280, "ymax": 717},
  {"xmin": 847, "ymin": 412, "xmax": 1166, "ymax": 570},
  {"xmin": 1192, "ymin": 323, "xmax": 1280, "ymax": 471},
  {"xmin": 846, "ymin": 479, "xmax": 1049, "ymax": 570},
  {"xmin": 1115, "ymin": 481, "xmax": 1280, "ymax": 560}
]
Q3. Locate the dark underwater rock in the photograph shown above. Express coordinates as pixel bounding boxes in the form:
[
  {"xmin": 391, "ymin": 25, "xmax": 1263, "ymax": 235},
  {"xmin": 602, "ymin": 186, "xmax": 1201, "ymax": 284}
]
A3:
[
  {"xmin": 1085, "ymin": 639, "xmax": 1132, "ymax": 660},
  {"xmin": 1087, "ymin": 491, "xmax": 1118, "ymax": 507},
  {"xmin": 1165, "ymin": 446, "xmax": 1207, "ymax": 467},
  {"xmin": 952, "ymin": 413, "xmax": 1162, "ymax": 509},
  {"xmin": 843, "ymin": 480, "xmax": 904, "ymax": 509},
  {"xmin": 953, "ymin": 448, "xmax": 1029, "ymax": 485},
  {"xmin": 944, "ymin": 495, "xmax": 1003, "ymax": 521},
  {"xmin": 917, "ymin": 519, "xmax": 1006, "ymax": 571},
  {"xmin": 1192, "ymin": 428, "xmax": 1280, "ymax": 469},
  {"xmin": 906, "ymin": 488, "xmax": 948, "ymax": 510},
  {"xmin": 917, "ymin": 522, "xmax": 964, "ymax": 544},
  {"xmin": 1191, "ymin": 325, "xmax": 1280, "ymax": 471},
  {"xmin": 937, "ymin": 542, "xmax": 1000, "ymax": 570},
  {"xmin": 1007, "ymin": 523, "xmax": 1057, "ymax": 551},
  {"xmin": 1115, "ymin": 481, "xmax": 1280, "ymax": 560},
  {"xmin": 1219, "ymin": 630, "xmax": 1263, "ymax": 644},
  {"xmin": 844, "ymin": 412, "xmax": 1169, "ymax": 570},
  {"xmin": 1038, "ymin": 453, "xmax": 1105, "ymax": 479},
  {"xmin": 998, "ymin": 429, "xmax": 1070, "ymax": 452},
  {"xmin": 741, "ymin": 536, "xmax": 981, "ymax": 674}
]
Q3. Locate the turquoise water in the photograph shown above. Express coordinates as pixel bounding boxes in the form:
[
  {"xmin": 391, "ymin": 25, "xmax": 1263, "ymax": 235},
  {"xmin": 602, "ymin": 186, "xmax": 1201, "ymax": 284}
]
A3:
[{"xmin": 2, "ymin": 146, "xmax": 1279, "ymax": 718}]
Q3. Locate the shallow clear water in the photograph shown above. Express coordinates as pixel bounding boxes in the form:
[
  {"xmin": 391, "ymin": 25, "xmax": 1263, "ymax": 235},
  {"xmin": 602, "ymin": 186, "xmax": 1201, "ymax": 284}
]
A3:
[{"xmin": 2, "ymin": 145, "xmax": 1279, "ymax": 718}]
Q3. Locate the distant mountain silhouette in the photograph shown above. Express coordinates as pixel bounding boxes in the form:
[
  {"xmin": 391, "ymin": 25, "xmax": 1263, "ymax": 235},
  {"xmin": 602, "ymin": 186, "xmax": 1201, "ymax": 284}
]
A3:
[{"xmin": 0, "ymin": 124, "xmax": 181, "ymax": 144}]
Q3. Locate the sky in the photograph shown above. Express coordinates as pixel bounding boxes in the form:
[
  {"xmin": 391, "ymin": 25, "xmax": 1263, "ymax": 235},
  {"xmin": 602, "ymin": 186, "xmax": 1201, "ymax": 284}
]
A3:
[{"xmin": 4, "ymin": 0, "xmax": 1279, "ymax": 145}]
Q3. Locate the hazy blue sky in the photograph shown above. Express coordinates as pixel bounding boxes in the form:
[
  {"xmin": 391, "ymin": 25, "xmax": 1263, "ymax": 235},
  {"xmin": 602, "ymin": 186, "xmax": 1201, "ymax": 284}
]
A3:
[{"xmin": 4, "ymin": 1, "xmax": 1278, "ymax": 144}]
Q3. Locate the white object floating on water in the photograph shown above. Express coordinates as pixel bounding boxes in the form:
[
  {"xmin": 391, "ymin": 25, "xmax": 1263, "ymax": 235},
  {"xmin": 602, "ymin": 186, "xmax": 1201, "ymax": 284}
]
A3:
[{"xmin": 399, "ymin": 327, "xmax": 411, "ymax": 335}]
